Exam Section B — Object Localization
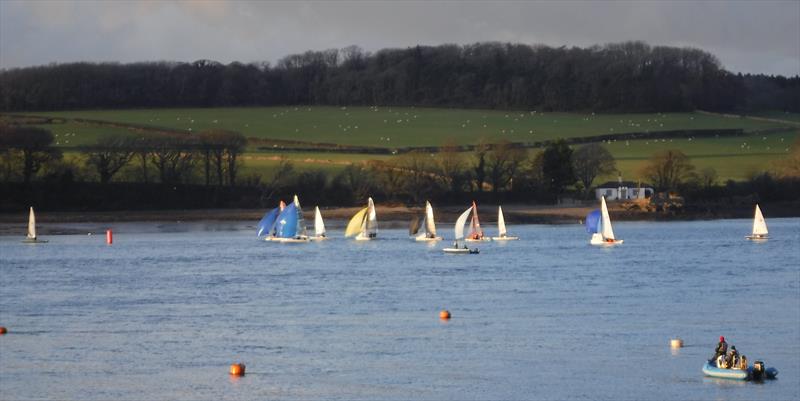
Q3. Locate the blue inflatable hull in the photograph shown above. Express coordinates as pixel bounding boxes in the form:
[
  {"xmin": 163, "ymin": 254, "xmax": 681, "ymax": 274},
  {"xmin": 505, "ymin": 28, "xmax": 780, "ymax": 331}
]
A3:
[{"xmin": 702, "ymin": 361, "xmax": 778, "ymax": 381}]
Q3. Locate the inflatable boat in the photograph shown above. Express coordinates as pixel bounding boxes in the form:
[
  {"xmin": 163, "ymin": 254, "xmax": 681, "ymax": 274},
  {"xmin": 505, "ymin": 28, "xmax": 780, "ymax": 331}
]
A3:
[{"xmin": 702, "ymin": 360, "xmax": 778, "ymax": 381}]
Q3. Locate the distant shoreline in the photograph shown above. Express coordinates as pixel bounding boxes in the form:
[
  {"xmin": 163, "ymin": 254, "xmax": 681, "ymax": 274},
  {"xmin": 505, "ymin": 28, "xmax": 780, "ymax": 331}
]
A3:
[{"xmin": 2, "ymin": 202, "xmax": 798, "ymax": 236}]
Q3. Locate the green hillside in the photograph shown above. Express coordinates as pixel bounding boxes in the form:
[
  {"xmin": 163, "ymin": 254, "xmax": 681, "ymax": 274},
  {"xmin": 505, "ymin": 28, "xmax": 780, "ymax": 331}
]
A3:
[{"xmin": 8, "ymin": 107, "xmax": 799, "ymax": 181}]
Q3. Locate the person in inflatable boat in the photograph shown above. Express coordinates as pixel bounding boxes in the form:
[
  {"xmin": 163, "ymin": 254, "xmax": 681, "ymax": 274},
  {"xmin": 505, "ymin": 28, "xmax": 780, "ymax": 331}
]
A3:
[{"xmin": 711, "ymin": 336, "xmax": 727, "ymax": 364}]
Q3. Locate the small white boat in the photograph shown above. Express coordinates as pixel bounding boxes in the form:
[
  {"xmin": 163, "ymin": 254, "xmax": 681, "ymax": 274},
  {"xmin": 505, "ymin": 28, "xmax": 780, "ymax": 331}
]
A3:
[
  {"xmin": 22, "ymin": 207, "xmax": 47, "ymax": 244},
  {"xmin": 443, "ymin": 205, "xmax": 479, "ymax": 254},
  {"xmin": 465, "ymin": 201, "xmax": 491, "ymax": 242},
  {"xmin": 346, "ymin": 197, "xmax": 378, "ymax": 240},
  {"xmin": 410, "ymin": 201, "xmax": 443, "ymax": 241},
  {"xmin": 491, "ymin": 206, "xmax": 519, "ymax": 241},
  {"xmin": 587, "ymin": 196, "xmax": 623, "ymax": 246},
  {"xmin": 745, "ymin": 204, "xmax": 769, "ymax": 240},
  {"xmin": 310, "ymin": 206, "xmax": 328, "ymax": 240}
]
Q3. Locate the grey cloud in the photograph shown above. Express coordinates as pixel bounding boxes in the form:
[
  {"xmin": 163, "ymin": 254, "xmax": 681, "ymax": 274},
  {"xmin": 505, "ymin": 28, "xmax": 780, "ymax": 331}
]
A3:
[{"xmin": 1, "ymin": 0, "xmax": 798, "ymax": 76}]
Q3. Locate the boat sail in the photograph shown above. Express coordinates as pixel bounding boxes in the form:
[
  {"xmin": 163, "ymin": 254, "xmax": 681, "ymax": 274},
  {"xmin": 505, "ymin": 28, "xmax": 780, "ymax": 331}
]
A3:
[
  {"xmin": 345, "ymin": 197, "xmax": 377, "ymax": 240},
  {"xmin": 589, "ymin": 196, "xmax": 622, "ymax": 246},
  {"xmin": 466, "ymin": 201, "xmax": 490, "ymax": 242},
  {"xmin": 259, "ymin": 200, "xmax": 286, "ymax": 240},
  {"xmin": 491, "ymin": 206, "xmax": 519, "ymax": 241},
  {"xmin": 443, "ymin": 206, "xmax": 479, "ymax": 254},
  {"xmin": 412, "ymin": 201, "xmax": 442, "ymax": 241},
  {"xmin": 271, "ymin": 195, "xmax": 309, "ymax": 243},
  {"xmin": 22, "ymin": 206, "xmax": 47, "ymax": 243},
  {"xmin": 746, "ymin": 204, "xmax": 769, "ymax": 240},
  {"xmin": 311, "ymin": 206, "xmax": 327, "ymax": 240}
]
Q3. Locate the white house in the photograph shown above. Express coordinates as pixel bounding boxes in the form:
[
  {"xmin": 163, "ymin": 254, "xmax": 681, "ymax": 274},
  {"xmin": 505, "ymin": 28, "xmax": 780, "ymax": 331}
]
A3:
[{"xmin": 595, "ymin": 178, "xmax": 654, "ymax": 201}]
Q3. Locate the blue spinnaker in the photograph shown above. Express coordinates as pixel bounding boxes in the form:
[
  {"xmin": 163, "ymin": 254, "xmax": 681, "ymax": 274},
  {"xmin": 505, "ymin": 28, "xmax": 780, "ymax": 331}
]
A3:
[
  {"xmin": 276, "ymin": 203, "xmax": 299, "ymax": 238},
  {"xmin": 585, "ymin": 209, "xmax": 601, "ymax": 233},
  {"xmin": 257, "ymin": 207, "xmax": 280, "ymax": 237}
]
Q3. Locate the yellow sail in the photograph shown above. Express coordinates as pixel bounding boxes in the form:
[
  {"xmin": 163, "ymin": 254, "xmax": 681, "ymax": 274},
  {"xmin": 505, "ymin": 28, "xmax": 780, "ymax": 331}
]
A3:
[{"xmin": 345, "ymin": 207, "xmax": 368, "ymax": 237}]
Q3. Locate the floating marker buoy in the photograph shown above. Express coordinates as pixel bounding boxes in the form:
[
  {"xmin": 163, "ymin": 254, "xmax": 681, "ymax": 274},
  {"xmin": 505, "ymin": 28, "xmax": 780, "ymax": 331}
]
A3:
[
  {"xmin": 0, "ymin": 326, "xmax": 7, "ymax": 335},
  {"xmin": 670, "ymin": 338, "xmax": 683, "ymax": 348},
  {"xmin": 439, "ymin": 310, "xmax": 451, "ymax": 320},
  {"xmin": 106, "ymin": 229, "xmax": 113, "ymax": 245},
  {"xmin": 229, "ymin": 363, "xmax": 245, "ymax": 376}
]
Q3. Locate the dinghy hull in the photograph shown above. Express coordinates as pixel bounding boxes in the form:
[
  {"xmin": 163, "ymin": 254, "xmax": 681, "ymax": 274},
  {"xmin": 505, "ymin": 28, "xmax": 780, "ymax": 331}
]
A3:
[
  {"xmin": 415, "ymin": 236, "xmax": 442, "ymax": 242},
  {"xmin": 491, "ymin": 236, "xmax": 519, "ymax": 241},
  {"xmin": 443, "ymin": 248, "xmax": 479, "ymax": 254}
]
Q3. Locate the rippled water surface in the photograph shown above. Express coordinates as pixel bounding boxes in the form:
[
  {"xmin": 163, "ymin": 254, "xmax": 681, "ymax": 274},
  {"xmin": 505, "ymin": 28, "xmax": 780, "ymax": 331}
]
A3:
[{"xmin": 1, "ymin": 219, "xmax": 799, "ymax": 400}]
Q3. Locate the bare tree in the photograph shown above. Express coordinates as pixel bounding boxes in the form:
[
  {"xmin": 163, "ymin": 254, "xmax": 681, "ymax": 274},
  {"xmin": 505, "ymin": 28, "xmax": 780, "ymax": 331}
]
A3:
[
  {"xmin": 572, "ymin": 143, "xmax": 616, "ymax": 194},
  {"xmin": 435, "ymin": 139, "xmax": 469, "ymax": 195},
  {"xmin": 640, "ymin": 149, "xmax": 695, "ymax": 191},
  {"xmin": 84, "ymin": 134, "xmax": 136, "ymax": 183},
  {"xmin": 486, "ymin": 140, "xmax": 528, "ymax": 193}
]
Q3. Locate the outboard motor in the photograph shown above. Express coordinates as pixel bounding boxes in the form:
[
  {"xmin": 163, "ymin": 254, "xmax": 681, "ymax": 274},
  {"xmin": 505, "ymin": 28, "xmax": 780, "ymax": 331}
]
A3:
[{"xmin": 752, "ymin": 360, "xmax": 765, "ymax": 380}]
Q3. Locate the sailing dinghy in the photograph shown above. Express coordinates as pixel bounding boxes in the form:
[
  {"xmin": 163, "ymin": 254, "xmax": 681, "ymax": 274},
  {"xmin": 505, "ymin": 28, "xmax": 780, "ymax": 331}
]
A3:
[
  {"xmin": 310, "ymin": 206, "xmax": 328, "ymax": 240},
  {"xmin": 259, "ymin": 200, "xmax": 286, "ymax": 241},
  {"xmin": 745, "ymin": 204, "xmax": 769, "ymax": 240},
  {"xmin": 410, "ymin": 201, "xmax": 442, "ymax": 241},
  {"xmin": 491, "ymin": 206, "xmax": 519, "ymax": 240},
  {"xmin": 443, "ymin": 206, "xmax": 479, "ymax": 254},
  {"xmin": 587, "ymin": 196, "xmax": 623, "ymax": 246},
  {"xmin": 22, "ymin": 207, "xmax": 47, "ymax": 243},
  {"xmin": 271, "ymin": 195, "xmax": 309, "ymax": 243},
  {"xmin": 345, "ymin": 197, "xmax": 378, "ymax": 240},
  {"xmin": 465, "ymin": 201, "xmax": 491, "ymax": 242}
]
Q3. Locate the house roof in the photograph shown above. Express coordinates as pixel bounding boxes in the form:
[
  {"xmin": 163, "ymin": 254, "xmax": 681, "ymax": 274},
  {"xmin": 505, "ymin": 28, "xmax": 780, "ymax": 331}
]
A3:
[{"xmin": 596, "ymin": 181, "xmax": 652, "ymax": 188}]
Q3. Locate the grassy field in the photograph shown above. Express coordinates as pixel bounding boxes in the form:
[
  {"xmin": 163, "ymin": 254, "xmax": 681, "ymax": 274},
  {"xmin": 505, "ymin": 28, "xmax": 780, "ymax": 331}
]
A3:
[
  {"xmin": 22, "ymin": 107, "xmax": 788, "ymax": 148},
  {"xmin": 7, "ymin": 107, "xmax": 798, "ymax": 182}
]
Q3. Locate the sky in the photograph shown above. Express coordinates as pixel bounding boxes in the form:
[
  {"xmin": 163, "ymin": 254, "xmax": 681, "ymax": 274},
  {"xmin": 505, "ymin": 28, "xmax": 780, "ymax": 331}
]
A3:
[{"xmin": 1, "ymin": 0, "xmax": 798, "ymax": 76}]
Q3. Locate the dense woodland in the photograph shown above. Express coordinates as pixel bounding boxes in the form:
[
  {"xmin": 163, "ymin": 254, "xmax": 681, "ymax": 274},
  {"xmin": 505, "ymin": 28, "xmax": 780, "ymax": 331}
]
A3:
[{"xmin": 1, "ymin": 41, "xmax": 798, "ymax": 113}]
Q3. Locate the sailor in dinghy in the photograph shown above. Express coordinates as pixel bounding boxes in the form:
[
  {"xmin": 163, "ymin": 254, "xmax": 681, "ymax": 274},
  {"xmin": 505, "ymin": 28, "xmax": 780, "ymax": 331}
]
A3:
[
  {"xmin": 410, "ymin": 201, "xmax": 442, "ymax": 241},
  {"xmin": 587, "ymin": 196, "xmax": 623, "ymax": 246},
  {"xmin": 345, "ymin": 197, "xmax": 378, "ymax": 241},
  {"xmin": 465, "ymin": 201, "xmax": 491, "ymax": 242},
  {"xmin": 443, "ymin": 205, "xmax": 479, "ymax": 254}
]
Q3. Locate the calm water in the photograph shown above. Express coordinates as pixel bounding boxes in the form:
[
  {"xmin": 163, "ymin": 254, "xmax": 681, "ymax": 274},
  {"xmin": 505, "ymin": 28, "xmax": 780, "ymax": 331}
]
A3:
[{"xmin": 1, "ymin": 219, "xmax": 798, "ymax": 400}]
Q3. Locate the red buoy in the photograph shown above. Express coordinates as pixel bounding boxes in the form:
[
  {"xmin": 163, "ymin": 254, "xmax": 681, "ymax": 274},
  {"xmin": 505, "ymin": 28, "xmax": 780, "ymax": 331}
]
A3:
[
  {"xmin": 106, "ymin": 229, "xmax": 113, "ymax": 245},
  {"xmin": 0, "ymin": 326, "xmax": 7, "ymax": 335}
]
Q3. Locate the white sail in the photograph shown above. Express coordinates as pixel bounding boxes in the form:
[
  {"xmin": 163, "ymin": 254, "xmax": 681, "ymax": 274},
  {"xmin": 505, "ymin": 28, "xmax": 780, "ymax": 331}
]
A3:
[
  {"xmin": 293, "ymin": 195, "xmax": 307, "ymax": 238},
  {"xmin": 600, "ymin": 196, "xmax": 616, "ymax": 240},
  {"xmin": 425, "ymin": 201, "xmax": 437, "ymax": 236},
  {"xmin": 752, "ymin": 204, "xmax": 768, "ymax": 236},
  {"xmin": 27, "ymin": 207, "xmax": 36, "ymax": 239},
  {"xmin": 365, "ymin": 197, "xmax": 377, "ymax": 236},
  {"xmin": 314, "ymin": 206, "xmax": 326, "ymax": 237},
  {"xmin": 454, "ymin": 206, "xmax": 473, "ymax": 241},
  {"xmin": 497, "ymin": 206, "xmax": 507, "ymax": 237}
]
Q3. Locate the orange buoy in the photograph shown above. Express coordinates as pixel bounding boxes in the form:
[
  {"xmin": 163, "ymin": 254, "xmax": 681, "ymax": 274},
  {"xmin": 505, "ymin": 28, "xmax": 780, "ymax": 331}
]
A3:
[
  {"xmin": 439, "ymin": 310, "xmax": 451, "ymax": 320},
  {"xmin": 229, "ymin": 363, "xmax": 245, "ymax": 376},
  {"xmin": 106, "ymin": 229, "xmax": 113, "ymax": 245},
  {"xmin": 0, "ymin": 326, "xmax": 6, "ymax": 335}
]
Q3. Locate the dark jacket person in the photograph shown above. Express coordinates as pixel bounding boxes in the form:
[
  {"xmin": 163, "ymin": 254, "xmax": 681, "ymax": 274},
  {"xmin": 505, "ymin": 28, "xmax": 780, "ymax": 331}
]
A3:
[{"xmin": 712, "ymin": 336, "xmax": 727, "ymax": 364}]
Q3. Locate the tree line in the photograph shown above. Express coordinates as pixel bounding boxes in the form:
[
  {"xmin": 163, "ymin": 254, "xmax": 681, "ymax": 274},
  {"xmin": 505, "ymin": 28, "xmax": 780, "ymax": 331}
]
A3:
[
  {"xmin": 4, "ymin": 122, "xmax": 798, "ymax": 212},
  {"xmin": 1, "ymin": 42, "xmax": 797, "ymax": 113}
]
